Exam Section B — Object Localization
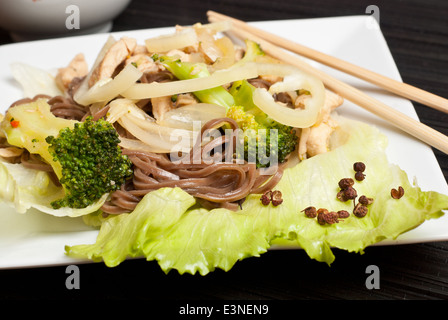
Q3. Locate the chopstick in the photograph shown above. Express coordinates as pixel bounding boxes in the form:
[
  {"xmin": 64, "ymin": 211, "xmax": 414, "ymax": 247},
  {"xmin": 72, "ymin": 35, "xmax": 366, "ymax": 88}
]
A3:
[
  {"xmin": 207, "ymin": 11, "xmax": 448, "ymax": 155},
  {"xmin": 207, "ymin": 10, "xmax": 448, "ymax": 114}
]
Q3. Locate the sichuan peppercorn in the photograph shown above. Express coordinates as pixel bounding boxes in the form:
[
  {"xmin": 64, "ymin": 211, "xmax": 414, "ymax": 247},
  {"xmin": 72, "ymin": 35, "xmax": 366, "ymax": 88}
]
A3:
[
  {"xmin": 260, "ymin": 191, "xmax": 272, "ymax": 205},
  {"xmin": 271, "ymin": 190, "xmax": 283, "ymax": 206},
  {"xmin": 359, "ymin": 195, "xmax": 374, "ymax": 205},
  {"xmin": 391, "ymin": 186, "xmax": 405, "ymax": 199},
  {"xmin": 353, "ymin": 162, "xmax": 366, "ymax": 172},
  {"xmin": 337, "ymin": 186, "xmax": 358, "ymax": 202},
  {"xmin": 324, "ymin": 211, "xmax": 340, "ymax": 224},
  {"xmin": 355, "ymin": 171, "xmax": 366, "ymax": 181},
  {"xmin": 338, "ymin": 178, "xmax": 354, "ymax": 189},
  {"xmin": 337, "ymin": 210, "xmax": 350, "ymax": 219},
  {"xmin": 303, "ymin": 206, "xmax": 317, "ymax": 218},
  {"xmin": 317, "ymin": 209, "xmax": 328, "ymax": 225},
  {"xmin": 353, "ymin": 203, "xmax": 368, "ymax": 218}
]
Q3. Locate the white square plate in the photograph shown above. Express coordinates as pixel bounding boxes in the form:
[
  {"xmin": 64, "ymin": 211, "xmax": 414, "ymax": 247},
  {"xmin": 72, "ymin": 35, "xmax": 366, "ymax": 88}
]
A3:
[{"xmin": 0, "ymin": 15, "xmax": 447, "ymax": 269}]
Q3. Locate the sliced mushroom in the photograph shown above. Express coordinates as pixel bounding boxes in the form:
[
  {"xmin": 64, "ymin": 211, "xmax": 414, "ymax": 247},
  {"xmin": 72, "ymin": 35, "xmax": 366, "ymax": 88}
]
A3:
[{"xmin": 0, "ymin": 146, "xmax": 24, "ymax": 158}]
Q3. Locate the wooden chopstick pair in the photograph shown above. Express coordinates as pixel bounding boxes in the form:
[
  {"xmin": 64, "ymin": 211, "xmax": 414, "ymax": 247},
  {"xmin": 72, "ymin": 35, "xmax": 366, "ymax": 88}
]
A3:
[{"xmin": 207, "ymin": 10, "xmax": 448, "ymax": 155}]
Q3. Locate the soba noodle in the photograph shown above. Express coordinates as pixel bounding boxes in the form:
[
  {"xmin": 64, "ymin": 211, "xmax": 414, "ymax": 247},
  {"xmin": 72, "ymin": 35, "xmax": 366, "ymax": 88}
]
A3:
[
  {"xmin": 48, "ymin": 95, "xmax": 89, "ymax": 121},
  {"xmin": 101, "ymin": 117, "xmax": 286, "ymax": 214}
]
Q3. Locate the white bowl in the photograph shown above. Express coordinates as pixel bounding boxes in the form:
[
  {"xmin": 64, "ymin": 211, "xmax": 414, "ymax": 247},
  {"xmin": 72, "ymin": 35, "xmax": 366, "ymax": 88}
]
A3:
[{"xmin": 0, "ymin": 0, "xmax": 132, "ymax": 42}]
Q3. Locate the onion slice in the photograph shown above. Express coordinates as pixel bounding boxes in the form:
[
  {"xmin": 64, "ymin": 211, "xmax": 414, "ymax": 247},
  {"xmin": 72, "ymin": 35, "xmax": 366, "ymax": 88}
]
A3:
[
  {"xmin": 121, "ymin": 62, "xmax": 259, "ymax": 99},
  {"xmin": 121, "ymin": 62, "xmax": 324, "ymax": 129},
  {"xmin": 145, "ymin": 28, "xmax": 198, "ymax": 53},
  {"xmin": 74, "ymin": 36, "xmax": 117, "ymax": 104},
  {"xmin": 211, "ymin": 36, "xmax": 236, "ymax": 70},
  {"xmin": 118, "ymin": 116, "xmax": 194, "ymax": 153},
  {"xmin": 253, "ymin": 63, "xmax": 326, "ymax": 128},
  {"xmin": 107, "ymin": 99, "xmax": 197, "ymax": 153},
  {"xmin": 157, "ymin": 103, "xmax": 226, "ymax": 130},
  {"xmin": 75, "ymin": 64, "xmax": 143, "ymax": 106},
  {"xmin": 118, "ymin": 61, "xmax": 324, "ymax": 129}
]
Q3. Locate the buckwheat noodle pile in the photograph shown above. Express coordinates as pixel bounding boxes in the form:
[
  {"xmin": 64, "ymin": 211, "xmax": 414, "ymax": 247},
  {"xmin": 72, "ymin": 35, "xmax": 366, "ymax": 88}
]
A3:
[{"xmin": 102, "ymin": 117, "xmax": 287, "ymax": 214}]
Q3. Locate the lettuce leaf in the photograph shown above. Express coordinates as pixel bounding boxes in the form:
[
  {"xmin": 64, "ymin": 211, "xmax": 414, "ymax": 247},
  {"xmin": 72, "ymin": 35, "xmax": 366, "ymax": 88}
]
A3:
[
  {"xmin": 10, "ymin": 62, "xmax": 63, "ymax": 99},
  {"xmin": 0, "ymin": 159, "xmax": 107, "ymax": 217},
  {"xmin": 65, "ymin": 117, "xmax": 448, "ymax": 274}
]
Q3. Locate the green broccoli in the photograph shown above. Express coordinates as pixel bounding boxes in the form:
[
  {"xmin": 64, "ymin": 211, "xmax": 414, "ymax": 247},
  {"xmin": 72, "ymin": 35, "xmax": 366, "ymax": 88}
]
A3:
[
  {"xmin": 1, "ymin": 99, "xmax": 133, "ymax": 209},
  {"xmin": 228, "ymin": 80, "xmax": 298, "ymax": 168},
  {"xmin": 45, "ymin": 117, "xmax": 133, "ymax": 209},
  {"xmin": 155, "ymin": 40, "xmax": 297, "ymax": 168}
]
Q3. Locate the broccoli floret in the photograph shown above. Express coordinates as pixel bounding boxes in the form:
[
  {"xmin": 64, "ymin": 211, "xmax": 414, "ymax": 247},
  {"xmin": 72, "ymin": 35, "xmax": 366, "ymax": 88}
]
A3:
[
  {"xmin": 46, "ymin": 117, "xmax": 133, "ymax": 209},
  {"xmin": 1, "ymin": 99, "xmax": 133, "ymax": 209},
  {"xmin": 227, "ymin": 105, "xmax": 297, "ymax": 168},
  {"xmin": 227, "ymin": 80, "xmax": 297, "ymax": 168}
]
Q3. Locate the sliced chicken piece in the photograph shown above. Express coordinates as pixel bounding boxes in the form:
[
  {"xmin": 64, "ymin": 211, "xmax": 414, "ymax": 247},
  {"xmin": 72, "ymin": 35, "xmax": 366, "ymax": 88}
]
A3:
[
  {"xmin": 55, "ymin": 53, "xmax": 88, "ymax": 91},
  {"xmin": 306, "ymin": 117, "xmax": 339, "ymax": 157},
  {"xmin": 318, "ymin": 89, "xmax": 344, "ymax": 123},
  {"xmin": 133, "ymin": 44, "xmax": 149, "ymax": 55},
  {"xmin": 298, "ymin": 90, "xmax": 344, "ymax": 158},
  {"xmin": 125, "ymin": 54, "xmax": 161, "ymax": 74},
  {"xmin": 88, "ymin": 37, "xmax": 137, "ymax": 87},
  {"xmin": 295, "ymin": 89, "xmax": 343, "ymax": 114},
  {"xmin": 166, "ymin": 49, "xmax": 192, "ymax": 62},
  {"xmin": 151, "ymin": 96, "xmax": 174, "ymax": 121}
]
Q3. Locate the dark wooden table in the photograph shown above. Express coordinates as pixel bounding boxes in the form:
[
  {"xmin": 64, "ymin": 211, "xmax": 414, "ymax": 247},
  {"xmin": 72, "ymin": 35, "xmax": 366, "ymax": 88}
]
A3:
[{"xmin": 1, "ymin": 0, "xmax": 448, "ymax": 306}]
